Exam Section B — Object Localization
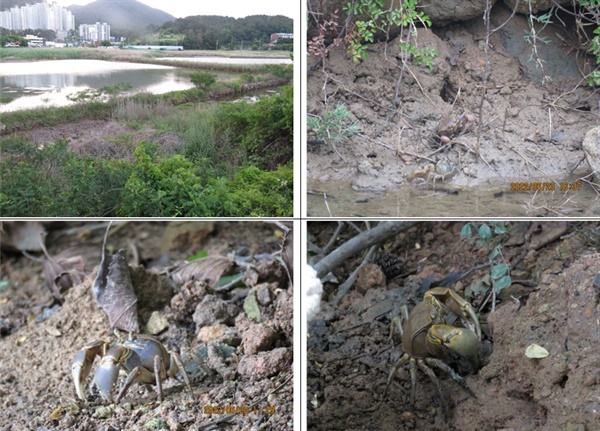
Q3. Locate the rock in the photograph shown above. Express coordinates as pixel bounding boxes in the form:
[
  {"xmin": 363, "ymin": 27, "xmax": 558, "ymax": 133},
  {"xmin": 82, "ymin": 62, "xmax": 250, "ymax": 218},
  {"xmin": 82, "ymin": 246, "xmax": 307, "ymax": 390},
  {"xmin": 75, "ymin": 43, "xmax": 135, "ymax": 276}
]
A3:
[
  {"xmin": 582, "ymin": 127, "xmax": 600, "ymax": 182},
  {"xmin": 420, "ymin": 0, "xmax": 498, "ymax": 25},
  {"xmin": 255, "ymin": 283, "xmax": 272, "ymax": 306},
  {"xmin": 503, "ymin": 0, "xmax": 570, "ymax": 14},
  {"xmin": 308, "ymin": 0, "xmax": 497, "ymax": 33},
  {"xmin": 192, "ymin": 294, "xmax": 239, "ymax": 328},
  {"xmin": 0, "ymin": 122, "xmax": 6, "ymax": 135},
  {"xmin": 197, "ymin": 323, "xmax": 228, "ymax": 342},
  {"xmin": 242, "ymin": 322, "xmax": 278, "ymax": 355},
  {"xmin": 144, "ymin": 311, "xmax": 169, "ymax": 335},
  {"xmin": 237, "ymin": 347, "xmax": 291, "ymax": 379}
]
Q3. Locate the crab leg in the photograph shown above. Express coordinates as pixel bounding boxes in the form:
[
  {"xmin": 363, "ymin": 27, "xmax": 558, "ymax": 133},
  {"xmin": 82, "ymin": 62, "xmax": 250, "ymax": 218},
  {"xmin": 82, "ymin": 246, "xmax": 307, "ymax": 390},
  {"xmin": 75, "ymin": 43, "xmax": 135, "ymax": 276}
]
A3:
[
  {"xmin": 94, "ymin": 346, "xmax": 141, "ymax": 403},
  {"xmin": 114, "ymin": 362, "xmax": 158, "ymax": 403}
]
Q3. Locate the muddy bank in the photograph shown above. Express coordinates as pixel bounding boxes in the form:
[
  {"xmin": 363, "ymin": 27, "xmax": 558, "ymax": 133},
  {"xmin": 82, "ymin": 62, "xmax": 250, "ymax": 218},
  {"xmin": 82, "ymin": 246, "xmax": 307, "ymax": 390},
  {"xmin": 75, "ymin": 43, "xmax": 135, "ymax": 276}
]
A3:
[
  {"xmin": 0, "ymin": 221, "xmax": 293, "ymax": 430},
  {"xmin": 307, "ymin": 2, "xmax": 600, "ymax": 217},
  {"xmin": 307, "ymin": 221, "xmax": 599, "ymax": 431}
]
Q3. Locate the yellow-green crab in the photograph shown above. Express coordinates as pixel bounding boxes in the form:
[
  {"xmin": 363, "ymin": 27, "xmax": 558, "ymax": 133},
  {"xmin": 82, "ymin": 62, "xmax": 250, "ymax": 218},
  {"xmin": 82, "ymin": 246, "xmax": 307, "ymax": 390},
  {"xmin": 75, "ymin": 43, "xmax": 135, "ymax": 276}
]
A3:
[{"xmin": 384, "ymin": 287, "xmax": 482, "ymax": 417}]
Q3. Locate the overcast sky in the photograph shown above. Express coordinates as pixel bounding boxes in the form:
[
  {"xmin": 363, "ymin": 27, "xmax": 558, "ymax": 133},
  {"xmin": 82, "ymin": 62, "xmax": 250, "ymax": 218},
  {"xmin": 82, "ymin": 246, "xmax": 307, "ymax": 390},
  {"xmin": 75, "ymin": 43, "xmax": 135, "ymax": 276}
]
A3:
[{"xmin": 52, "ymin": 0, "xmax": 296, "ymax": 19}]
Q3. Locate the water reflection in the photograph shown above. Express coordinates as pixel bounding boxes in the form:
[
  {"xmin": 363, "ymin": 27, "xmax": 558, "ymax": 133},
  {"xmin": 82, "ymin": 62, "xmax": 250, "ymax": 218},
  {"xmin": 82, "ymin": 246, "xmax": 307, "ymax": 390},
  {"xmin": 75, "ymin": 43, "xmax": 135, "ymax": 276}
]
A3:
[
  {"xmin": 0, "ymin": 59, "xmax": 194, "ymax": 112},
  {"xmin": 307, "ymin": 175, "xmax": 600, "ymax": 217}
]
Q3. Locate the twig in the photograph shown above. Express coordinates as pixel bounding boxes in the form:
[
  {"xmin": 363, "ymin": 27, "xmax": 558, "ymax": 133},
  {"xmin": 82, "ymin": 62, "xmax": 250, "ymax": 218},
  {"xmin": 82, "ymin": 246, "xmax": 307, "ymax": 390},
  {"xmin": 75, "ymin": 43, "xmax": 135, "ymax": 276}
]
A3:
[
  {"xmin": 324, "ymin": 192, "xmax": 333, "ymax": 217},
  {"xmin": 315, "ymin": 221, "xmax": 418, "ymax": 279},
  {"xmin": 323, "ymin": 222, "xmax": 346, "ymax": 254},
  {"xmin": 333, "ymin": 244, "xmax": 379, "ymax": 306}
]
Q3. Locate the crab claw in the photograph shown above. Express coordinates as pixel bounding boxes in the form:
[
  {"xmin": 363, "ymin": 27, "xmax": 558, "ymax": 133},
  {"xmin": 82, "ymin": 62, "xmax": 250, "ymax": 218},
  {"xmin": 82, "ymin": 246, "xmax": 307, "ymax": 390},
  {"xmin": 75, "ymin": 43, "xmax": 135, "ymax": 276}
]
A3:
[
  {"xmin": 426, "ymin": 324, "xmax": 481, "ymax": 372},
  {"xmin": 72, "ymin": 340, "xmax": 108, "ymax": 401},
  {"xmin": 93, "ymin": 346, "xmax": 141, "ymax": 403}
]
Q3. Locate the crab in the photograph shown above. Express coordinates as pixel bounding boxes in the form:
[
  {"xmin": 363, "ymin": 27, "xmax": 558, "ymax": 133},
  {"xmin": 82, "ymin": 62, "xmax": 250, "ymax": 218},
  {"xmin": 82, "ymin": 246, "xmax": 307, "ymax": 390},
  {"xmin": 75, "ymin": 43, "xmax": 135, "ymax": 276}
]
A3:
[
  {"xmin": 72, "ymin": 330, "xmax": 196, "ymax": 403},
  {"xmin": 426, "ymin": 160, "xmax": 458, "ymax": 189},
  {"xmin": 383, "ymin": 287, "xmax": 482, "ymax": 418}
]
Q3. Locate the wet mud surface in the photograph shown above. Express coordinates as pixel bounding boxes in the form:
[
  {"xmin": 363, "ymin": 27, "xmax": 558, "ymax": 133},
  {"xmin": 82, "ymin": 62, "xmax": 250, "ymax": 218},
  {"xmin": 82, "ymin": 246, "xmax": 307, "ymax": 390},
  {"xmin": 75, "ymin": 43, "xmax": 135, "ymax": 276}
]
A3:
[
  {"xmin": 0, "ymin": 221, "xmax": 293, "ymax": 430},
  {"xmin": 307, "ymin": 2, "xmax": 600, "ymax": 217},
  {"xmin": 308, "ymin": 221, "xmax": 600, "ymax": 431}
]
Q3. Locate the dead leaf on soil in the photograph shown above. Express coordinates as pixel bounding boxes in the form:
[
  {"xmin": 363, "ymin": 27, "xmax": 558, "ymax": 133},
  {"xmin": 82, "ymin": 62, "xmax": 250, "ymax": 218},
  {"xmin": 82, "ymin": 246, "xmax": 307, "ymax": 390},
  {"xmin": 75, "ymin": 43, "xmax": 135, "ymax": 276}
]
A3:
[
  {"xmin": 94, "ymin": 225, "xmax": 139, "ymax": 333},
  {"xmin": 22, "ymin": 233, "xmax": 87, "ymax": 302},
  {"xmin": 171, "ymin": 256, "xmax": 234, "ymax": 288}
]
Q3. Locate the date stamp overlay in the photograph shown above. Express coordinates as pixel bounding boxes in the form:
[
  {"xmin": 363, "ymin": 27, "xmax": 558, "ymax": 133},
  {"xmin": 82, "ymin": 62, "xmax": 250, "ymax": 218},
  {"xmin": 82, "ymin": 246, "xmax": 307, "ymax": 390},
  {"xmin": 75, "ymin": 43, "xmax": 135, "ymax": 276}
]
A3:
[
  {"xmin": 509, "ymin": 182, "xmax": 582, "ymax": 192},
  {"xmin": 204, "ymin": 405, "xmax": 276, "ymax": 416}
]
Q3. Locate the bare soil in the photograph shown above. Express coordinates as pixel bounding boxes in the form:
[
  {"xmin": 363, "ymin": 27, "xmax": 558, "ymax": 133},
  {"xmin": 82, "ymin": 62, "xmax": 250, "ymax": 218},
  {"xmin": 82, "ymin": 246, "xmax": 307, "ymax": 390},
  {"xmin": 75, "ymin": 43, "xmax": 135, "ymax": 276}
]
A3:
[
  {"xmin": 0, "ymin": 221, "xmax": 293, "ymax": 431},
  {"xmin": 308, "ymin": 221, "xmax": 599, "ymax": 431},
  {"xmin": 307, "ymin": 2, "xmax": 600, "ymax": 216}
]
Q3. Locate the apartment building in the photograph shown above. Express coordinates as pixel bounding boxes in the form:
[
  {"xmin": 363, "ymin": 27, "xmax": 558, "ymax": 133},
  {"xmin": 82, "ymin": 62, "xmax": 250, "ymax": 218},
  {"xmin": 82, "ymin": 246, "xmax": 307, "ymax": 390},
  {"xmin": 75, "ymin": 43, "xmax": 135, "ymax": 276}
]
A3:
[{"xmin": 0, "ymin": 1, "xmax": 74, "ymax": 32}]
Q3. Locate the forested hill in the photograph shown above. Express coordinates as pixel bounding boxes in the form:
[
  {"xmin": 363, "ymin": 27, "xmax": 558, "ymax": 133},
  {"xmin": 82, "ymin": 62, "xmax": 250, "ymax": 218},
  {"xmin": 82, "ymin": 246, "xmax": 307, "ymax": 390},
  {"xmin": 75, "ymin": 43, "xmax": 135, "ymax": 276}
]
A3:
[
  {"xmin": 68, "ymin": 0, "xmax": 175, "ymax": 32},
  {"xmin": 161, "ymin": 15, "xmax": 293, "ymax": 50}
]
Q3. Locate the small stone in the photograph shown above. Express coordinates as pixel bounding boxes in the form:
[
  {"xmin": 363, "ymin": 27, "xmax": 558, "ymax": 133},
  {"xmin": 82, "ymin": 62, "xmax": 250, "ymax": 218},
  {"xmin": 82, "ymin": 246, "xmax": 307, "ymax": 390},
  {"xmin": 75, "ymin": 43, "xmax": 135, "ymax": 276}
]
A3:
[
  {"xmin": 500, "ymin": 86, "xmax": 512, "ymax": 95},
  {"xmin": 237, "ymin": 347, "xmax": 291, "ymax": 379},
  {"xmin": 583, "ymin": 374, "xmax": 597, "ymax": 387},
  {"xmin": 197, "ymin": 324, "xmax": 228, "ymax": 343},
  {"xmin": 255, "ymin": 284, "xmax": 272, "ymax": 306},
  {"xmin": 582, "ymin": 127, "xmax": 600, "ymax": 183},
  {"xmin": 93, "ymin": 405, "xmax": 115, "ymax": 419},
  {"xmin": 400, "ymin": 411, "xmax": 415, "ymax": 422},
  {"xmin": 144, "ymin": 418, "xmax": 167, "ymax": 430},
  {"xmin": 144, "ymin": 311, "xmax": 169, "ymax": 335},
  {"xmin": 242, "ymin": 322, "xmax": 278, "ymax": 354}
]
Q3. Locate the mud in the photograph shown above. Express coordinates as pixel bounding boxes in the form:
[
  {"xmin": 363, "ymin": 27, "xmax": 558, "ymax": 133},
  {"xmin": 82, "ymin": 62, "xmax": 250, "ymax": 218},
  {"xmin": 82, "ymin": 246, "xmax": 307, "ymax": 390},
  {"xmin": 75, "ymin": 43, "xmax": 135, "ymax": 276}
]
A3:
[
  {"xmin": 307, "ymin": 221, "xmax": 599, "ymax": 431},
  {"xmin": 0, "ymin": 221, "xmax": 293, "ymax": 430},
  {"xmin": 307, "ymin": 2, "xmax": 600, "ymax": 217}
]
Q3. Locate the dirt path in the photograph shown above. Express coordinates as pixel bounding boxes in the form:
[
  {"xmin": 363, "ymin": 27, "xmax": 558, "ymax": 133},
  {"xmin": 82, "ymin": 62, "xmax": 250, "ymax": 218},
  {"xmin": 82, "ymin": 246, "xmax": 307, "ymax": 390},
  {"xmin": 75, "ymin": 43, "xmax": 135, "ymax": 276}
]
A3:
[
  {"xmin": 308, "ymin": 221, "xmax": 599, "ymax": 431},
  {"xmin": 0, "ymin": 221, "xmax": 293, "ymax": 430}
]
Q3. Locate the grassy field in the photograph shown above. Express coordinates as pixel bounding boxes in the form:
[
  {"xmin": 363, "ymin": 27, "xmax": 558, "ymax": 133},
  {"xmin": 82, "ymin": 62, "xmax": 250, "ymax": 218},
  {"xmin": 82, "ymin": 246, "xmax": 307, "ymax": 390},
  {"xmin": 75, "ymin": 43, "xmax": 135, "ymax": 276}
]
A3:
[
  {"xmin": 0, "ymin": 47, "xmax": 290, "ymax": 60},
  {"xmin": 0, "ymin": 84, "xmax": 293, "ymax": 217},
  {"xmin": 0, "ymin": 47, "xmax": 292, "ymax": 72}
]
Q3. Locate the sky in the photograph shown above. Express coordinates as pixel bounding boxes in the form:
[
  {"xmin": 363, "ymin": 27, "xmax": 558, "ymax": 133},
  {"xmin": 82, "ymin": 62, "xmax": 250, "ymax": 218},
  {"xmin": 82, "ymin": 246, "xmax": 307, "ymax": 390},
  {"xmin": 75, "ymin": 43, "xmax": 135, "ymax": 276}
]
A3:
[{"xmin": 51, "ymin": 0, "xmax": 296, "ymax": 19}]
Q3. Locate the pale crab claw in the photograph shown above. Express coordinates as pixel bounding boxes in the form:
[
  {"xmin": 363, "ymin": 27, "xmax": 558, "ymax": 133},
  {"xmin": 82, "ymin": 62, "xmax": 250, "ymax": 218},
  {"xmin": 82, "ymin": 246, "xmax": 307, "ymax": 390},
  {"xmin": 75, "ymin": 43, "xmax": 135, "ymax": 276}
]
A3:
[
  {"xmin": 72, "ymin": 340, "xmax": 108, "ymax": 401},
  {"xmin": 93, "ymin": 346, "xmax": 141, "ymax": 403}
]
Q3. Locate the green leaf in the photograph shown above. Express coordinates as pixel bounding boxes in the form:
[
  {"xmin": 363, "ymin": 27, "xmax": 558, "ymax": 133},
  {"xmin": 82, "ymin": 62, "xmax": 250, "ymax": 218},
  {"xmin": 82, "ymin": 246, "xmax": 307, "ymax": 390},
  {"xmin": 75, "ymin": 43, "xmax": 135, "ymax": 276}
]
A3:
[
  {"xmin": 460, "ymin": 223, "xmax": 472, "ymax": 239},
  {"xmin": 493, "ymin": 275, "xmax": 512, "ymax": 292},
  {"xmin": 215, "ymin": 273, "xmax": 243, "ymax": 288},
  {"xmin": 186, "ymin": 250, "xmax": 208, "ymax": 262},
  {"xmin": 493, "ymin": 224, "xmax": 507, "ymax": 235},
  {"xmin": 243, "ymin": 290, "xmax": 262, "ymax": 322},
  {"xmin": 478, "ymin": 224, "xmax": 492, "ymax": 240},
  {"xmin": 491, "ymin": 264, "xmax": 508, "ymax": 279},
  {"xmin": 488, "ymin": 246, "xmax": 500, "ymax": 261}
]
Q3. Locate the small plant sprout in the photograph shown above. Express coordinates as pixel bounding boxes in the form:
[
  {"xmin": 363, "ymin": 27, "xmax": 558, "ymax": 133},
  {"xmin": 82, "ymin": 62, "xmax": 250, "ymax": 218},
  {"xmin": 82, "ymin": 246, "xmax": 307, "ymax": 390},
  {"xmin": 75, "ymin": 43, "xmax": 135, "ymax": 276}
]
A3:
[
  {"xmin": 307, "ymin": 103, "xmax": 360, "ymax": 161},
  {"xmin": 461, "ymin": 221, "xmax": 512, "ymax": 311}
]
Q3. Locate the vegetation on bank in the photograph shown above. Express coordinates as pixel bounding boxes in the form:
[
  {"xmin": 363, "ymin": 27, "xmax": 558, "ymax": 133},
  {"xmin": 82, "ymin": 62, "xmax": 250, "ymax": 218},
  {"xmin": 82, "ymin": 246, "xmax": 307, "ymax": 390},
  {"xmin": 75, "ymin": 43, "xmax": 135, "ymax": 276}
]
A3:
[
  {"xmin": 0, "ymin": 47, "xmax": 292, "ymax": 74},
  {"xmin": 0, "ymin": 84, "xmax": 293, "ymax": 217}
]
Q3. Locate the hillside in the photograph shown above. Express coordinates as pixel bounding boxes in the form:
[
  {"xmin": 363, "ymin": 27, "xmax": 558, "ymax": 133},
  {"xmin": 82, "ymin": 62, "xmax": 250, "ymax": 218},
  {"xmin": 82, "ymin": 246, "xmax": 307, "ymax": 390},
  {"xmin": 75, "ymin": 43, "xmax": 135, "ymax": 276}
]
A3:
[{"xmin": 68, "ymin": 0, "xmax": 174, "ymax": 32}]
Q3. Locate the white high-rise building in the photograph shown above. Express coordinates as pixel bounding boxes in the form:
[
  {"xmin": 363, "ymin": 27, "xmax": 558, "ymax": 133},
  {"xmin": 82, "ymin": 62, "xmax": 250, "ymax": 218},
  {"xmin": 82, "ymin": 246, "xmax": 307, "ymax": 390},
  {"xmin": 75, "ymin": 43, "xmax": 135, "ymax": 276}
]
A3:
[
  {"xmin": 0, "ymin": 1, "xmax": 74, "ymax": 32},
  {"xmin": 79, "ymin": 22, "xmax": 111, "ymax": 42}
]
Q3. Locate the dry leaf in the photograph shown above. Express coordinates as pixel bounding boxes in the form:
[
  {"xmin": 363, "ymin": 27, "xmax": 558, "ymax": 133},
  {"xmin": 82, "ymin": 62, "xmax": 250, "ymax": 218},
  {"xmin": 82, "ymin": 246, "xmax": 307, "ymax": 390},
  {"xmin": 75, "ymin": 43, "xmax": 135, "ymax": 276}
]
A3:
[
  {"xmin": 171, "ymin": 256, "xmax": 234, "ymax": 287},
  {"xmin": 94, "ymin": 224, "xmax": 139, "ymax": 332}
]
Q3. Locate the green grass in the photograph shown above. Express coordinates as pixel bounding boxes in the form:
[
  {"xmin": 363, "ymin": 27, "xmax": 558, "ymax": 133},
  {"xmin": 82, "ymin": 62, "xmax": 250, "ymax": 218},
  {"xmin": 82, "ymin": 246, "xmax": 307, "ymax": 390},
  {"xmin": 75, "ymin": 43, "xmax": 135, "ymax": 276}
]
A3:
[{"xmin": 0, "ymin": 79, "xmax": 293, "ymax": 217}]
